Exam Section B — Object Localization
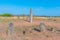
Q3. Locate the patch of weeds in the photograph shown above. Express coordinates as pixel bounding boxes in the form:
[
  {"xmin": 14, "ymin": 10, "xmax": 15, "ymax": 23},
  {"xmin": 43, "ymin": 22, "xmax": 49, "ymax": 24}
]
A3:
[
  {"xmin": 25, "ymin": 38, "xmax": 28, "ymax": 40},
  {"xmin": 0, "ymin": 37, "xmax": 6, "ymax": 40},
  {"xmin": 6, "ymin": 29, "xmax": 8, "ymax": 35},
  {"xmin": 46, "ymin": 26, "xmax": 53, "ymax": 31},
  {"xmin": 35, "ymin": 25, "xmax": 40, "ymax": 27},
  {"xmin": 0, "ymin": 37, "xmax": 2, "ymax": 40},
  {"xmin": 47, "ymin": 27, "xmax": 53, "ymax": 31}
]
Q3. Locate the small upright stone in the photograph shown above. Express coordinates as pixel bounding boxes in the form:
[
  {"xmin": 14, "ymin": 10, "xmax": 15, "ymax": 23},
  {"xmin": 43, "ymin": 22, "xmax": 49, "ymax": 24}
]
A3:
[
  {"xmin": 40, "ymin": 22, "xmax": 46, "ymax": 32},
  {"xmin": 23, "ymin": 30, "xmax": 25, "ymax": 35},
  {"xmin": 8, "ymin": 21, "xmax": 14, "ymax": 36}
]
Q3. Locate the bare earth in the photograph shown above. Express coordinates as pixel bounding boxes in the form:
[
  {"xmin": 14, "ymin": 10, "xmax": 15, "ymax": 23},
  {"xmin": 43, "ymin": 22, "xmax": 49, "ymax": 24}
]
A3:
[{"xmin": 0, "ymin": 19, "xmax": 60, "ymax": 40}]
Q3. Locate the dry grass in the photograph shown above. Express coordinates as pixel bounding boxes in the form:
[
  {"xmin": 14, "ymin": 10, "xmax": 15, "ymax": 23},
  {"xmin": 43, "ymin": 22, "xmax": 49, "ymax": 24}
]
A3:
[{"xmin": 0, "ymin": 17, "xmax": 60, "ymax": 40}]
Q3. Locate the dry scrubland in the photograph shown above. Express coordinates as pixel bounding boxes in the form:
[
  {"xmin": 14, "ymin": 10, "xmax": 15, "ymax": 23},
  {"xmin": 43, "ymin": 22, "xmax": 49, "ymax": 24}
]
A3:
[{"xmin": 0, "ymin": 16, "xmax": 60, "ymax": 40}]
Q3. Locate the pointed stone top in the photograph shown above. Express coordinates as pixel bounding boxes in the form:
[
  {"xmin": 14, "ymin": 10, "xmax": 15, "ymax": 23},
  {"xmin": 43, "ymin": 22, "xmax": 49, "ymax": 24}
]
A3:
[{"xmin": 9, "ymin": 21, "xmax": 14, "ymax": 27}]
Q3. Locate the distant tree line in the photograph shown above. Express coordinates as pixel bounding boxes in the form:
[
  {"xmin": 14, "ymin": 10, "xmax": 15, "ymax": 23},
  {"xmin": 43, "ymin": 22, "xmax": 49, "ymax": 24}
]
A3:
[{"xmin": 0, "ymin": 13, "xmax": 60, "ymax": 17}]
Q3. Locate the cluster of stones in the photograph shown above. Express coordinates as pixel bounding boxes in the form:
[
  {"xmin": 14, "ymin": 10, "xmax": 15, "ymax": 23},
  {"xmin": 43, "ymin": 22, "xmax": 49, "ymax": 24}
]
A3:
[
  {"xmin": 8, "ymin": 8, "xmax": 60, "ymax": 36},
  {"xmin": 8, "ymin": 22, "xmax": 47, "ymax": 36}
]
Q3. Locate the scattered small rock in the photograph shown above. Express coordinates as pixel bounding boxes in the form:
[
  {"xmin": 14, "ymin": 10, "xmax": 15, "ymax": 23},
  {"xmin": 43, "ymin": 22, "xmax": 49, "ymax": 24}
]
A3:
[
  {"xmin": 33, "ymin": 28, "xmax": 41, "ymax": 32},
  {"xmin": 47, "ymin": 28, "xmax": 53, "ymax": 31},
  {"xmin": 57, "ymin": 30, "xmax": 60, "ymax": 32},
  {"xmin": 23, "ymin": 31, "xmax": 25, "ymax": 35}
]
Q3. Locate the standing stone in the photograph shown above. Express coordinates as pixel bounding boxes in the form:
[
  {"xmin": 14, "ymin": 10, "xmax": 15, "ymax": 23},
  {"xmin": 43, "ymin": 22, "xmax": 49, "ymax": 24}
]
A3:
[
  {"xmin": 40, "ymin": 22, "xmax": 46, "ymax": 32},
  {"xmin": 8, "ymin": 22, "xmax": 14, "ymax": 35},
  {"xmin": 30, "ymin": 8, "xmax": 33, "ymax": 23}
]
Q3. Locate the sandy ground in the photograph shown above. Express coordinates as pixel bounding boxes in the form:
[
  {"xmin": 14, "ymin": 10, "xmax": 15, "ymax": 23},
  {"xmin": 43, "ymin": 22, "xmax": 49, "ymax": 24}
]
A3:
[{"xmin": 0, "ymin": 19, "xmax": 60, "ymax": 40}]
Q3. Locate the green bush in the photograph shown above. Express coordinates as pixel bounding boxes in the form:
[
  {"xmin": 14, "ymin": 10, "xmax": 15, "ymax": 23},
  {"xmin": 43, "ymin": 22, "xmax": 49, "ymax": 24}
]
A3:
[{"xmin": 0, "ymin": 13, "xmax": 13, "ymax": 17}]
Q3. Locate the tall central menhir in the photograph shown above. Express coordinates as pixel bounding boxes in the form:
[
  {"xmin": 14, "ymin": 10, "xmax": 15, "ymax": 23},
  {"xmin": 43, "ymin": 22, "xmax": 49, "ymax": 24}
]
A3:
[{"xmin": 30, "ymin": 8, "xmax": 33, "ymax": 23}]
